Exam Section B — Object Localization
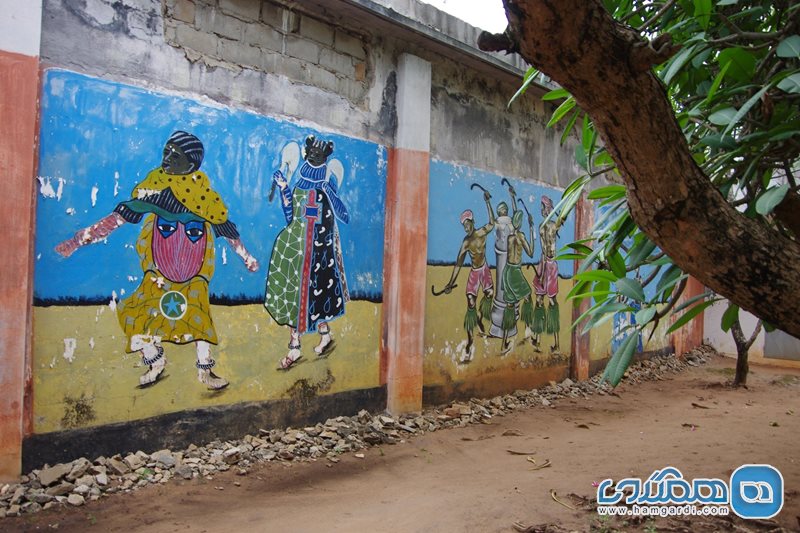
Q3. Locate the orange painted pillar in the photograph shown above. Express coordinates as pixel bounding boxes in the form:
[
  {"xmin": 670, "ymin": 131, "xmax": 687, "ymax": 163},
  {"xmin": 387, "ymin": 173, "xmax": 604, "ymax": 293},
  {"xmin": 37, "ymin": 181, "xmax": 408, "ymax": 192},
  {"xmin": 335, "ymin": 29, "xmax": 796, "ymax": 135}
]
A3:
[
  {"xmin": 672, "ymin": 276, "xmax": 706, "ymax": 357},
  {"xmin": 381, "ymin": 54, "xmax": 431, "ymax": 415},
  {"xmin": 0, "ymin": 2, "xmax": 42, "ymax": 481},
  {"xmin": 570, "ymin": 193, "xmax": 592, "ymax": 381}
]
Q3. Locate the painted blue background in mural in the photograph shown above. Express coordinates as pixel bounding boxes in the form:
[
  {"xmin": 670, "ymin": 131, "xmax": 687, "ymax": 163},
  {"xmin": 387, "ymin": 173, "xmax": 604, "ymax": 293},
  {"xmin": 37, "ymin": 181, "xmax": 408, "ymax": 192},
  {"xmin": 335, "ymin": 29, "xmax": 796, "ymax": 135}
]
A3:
[
  {"xmin": 34, "ymin": 70, "xmax": 387, "ymax": 303},
  {"xmin": 427, "ymin": 159, "xmax": 575, "ymax": 277}
]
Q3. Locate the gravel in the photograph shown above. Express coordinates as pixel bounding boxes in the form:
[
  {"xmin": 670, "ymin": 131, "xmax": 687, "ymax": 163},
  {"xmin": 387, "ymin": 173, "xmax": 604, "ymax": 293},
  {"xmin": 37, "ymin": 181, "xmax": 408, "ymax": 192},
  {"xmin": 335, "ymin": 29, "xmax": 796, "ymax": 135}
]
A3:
[{"xmin": 0, "ymin": 346, "xmax": 714, "ymax": 519}]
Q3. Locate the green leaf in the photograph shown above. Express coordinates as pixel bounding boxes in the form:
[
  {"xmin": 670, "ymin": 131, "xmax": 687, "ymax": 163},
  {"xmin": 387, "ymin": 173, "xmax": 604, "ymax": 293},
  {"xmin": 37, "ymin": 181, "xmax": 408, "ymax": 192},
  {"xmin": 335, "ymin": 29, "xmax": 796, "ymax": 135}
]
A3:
[
  {"xmin": 667, "ymin": 300, "xmax": 716, "ymax": 333},
  {"xmin": 717, "ymin": 48, "xmax": 756, "ymax": 82},
  {"xmin": 588, "ymin": 185, "xmax": 626, "ymax": 200},
  {"xmin": 574, "ymin": 269, "xmax": 619, "ymax": 283},
  {"xmin": 755, "ymin": 184, "xmax": 790, "ymax": 215},
  {"xmin": 709, "ymin": 107, "xmax": 737, "ymax": 126},
  {"xmin": 716, "ymin": 0, "xmax": 738, "ymax": 5},
  {"xmin": 509, "ymin": 67, "xmax": 540, "ymax": 107},
  {"xmin": 704, "ymin": 61, "xmax": 731, "ymax": 104},
  {"xmin": 663, "ymin": 44, "xmax": 697, "ymax": 85},
  {"xmin": 699, "ymin": 133, "xmax": 737, "ymax": 149},
  {"xmin": 555, "ymin": 253, "xmax": 587, "ymax": 261},
  {"xmin": 776, "ymin": 35, "xmax": 800, "ymax": 58},
  {"xmin": 694, "ymin": 0, "xmax": 712, "ymax": 30},
  {"xmin": 655, "ymin": 265, "xmax": 683, "ymax": 297},
  {"xmin": 603, "ymin": 331, "xmax": 640, "ymax": 386},
  {"xmin": 607, "ymin": 251, "xmax": 627, "ymax": 278},
  {"xmin": 627, "ymin": 238, "xmax": 657, "ymax": 267},
  {"xmin": 723, "ymin": 83, "xmax": 774, "ymax": 136},
  {"xmin": 777, "ymin": 73, "xmax": 800, "ymax": 94},
  {"xmin": 617, "ymin": 277, "xmax": 646, "ymax": 302},
  {"xmin": 635, "ymin": 306, "xmax": 657, "ymax": 324},
  {"xmin": 542, "ymin": 87, "xmax": 570, "ymax": 101},
  {"xmin": 547, "ymin": 97, "xmax": 577, "ymax": 128},
  {"xmin": 721, "ymin": 303, "xmax": 739, "ymax": 332},
  {"xmin": 561, "ymin": 109, "xmax": 580, "ymax": 145}
]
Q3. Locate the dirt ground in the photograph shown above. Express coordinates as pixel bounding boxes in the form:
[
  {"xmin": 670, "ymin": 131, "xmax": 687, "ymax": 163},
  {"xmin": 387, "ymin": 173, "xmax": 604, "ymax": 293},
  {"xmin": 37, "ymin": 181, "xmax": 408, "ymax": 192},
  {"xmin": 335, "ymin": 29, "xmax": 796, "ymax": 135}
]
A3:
[{"xmin": 5, "ymin": 353, "xmax": 800, "ymax": 533}]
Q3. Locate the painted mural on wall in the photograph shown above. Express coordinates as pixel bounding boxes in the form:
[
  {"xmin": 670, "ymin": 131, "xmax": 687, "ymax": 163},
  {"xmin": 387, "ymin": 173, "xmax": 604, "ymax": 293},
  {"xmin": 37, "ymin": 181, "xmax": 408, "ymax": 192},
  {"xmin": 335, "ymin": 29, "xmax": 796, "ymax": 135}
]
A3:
[
  {"xmin": 33, "ymin": 70, "xmax": 386, "ymax": 433},
  {"xmin": 265, "ymin": 136, "xmax": 350, "ymax": 369},
  {"xmin": 424, "ymin": 161, "xmax": 575, "ymax": 397},
  {"xmin": 55, "ymin": 131, "xmax": 259, "ymax": 390}
]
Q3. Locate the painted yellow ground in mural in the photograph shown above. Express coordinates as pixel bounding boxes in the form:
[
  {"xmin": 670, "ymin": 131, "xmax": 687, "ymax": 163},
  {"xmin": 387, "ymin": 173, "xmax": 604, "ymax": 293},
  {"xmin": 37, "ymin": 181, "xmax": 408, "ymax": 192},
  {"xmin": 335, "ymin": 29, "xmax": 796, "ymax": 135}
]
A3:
[
  {"xmin": 423, "ymin": 265, "xmax": 571, "ymax": 393},
  {"xmin": 32, "ymin": 301, "xmax": 381, "ymax": 434}
]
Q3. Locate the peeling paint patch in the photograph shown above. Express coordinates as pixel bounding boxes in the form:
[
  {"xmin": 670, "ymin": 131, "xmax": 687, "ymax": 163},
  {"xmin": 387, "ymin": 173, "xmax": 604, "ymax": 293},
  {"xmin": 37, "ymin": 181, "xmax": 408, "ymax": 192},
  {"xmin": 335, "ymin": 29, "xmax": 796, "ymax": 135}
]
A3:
[
  {"xmin": 66, "ymin": 208, "xmax": 76, "ymax": 215},
  {"xmin": 109, "ymin": 291, "xmax": 118, "ymax": 311},
  {"xmin": 37, "ymin": 176, "xmax": 65, "ymax": 200},
  {"xmin": 91, "ymin": 185, "xmax": 99, "ymax": 206},
  {"xmin": 63, "ymin": 338, "xmax": 77, "ymax": 363}
]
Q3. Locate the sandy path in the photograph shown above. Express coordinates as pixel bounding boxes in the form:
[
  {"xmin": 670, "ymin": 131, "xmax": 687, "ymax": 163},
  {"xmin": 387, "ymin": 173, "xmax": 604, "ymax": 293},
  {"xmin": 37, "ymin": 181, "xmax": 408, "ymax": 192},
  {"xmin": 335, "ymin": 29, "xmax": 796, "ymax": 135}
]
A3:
[{"xmin": 8, "ymin": 354, "xmax": 800, "ymax": 532}]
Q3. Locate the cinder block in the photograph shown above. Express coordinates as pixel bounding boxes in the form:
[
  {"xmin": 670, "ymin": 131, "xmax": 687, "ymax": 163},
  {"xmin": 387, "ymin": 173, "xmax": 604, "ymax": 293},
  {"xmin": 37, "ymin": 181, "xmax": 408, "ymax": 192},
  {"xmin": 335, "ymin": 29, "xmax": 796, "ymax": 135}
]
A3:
[
  {"xmin": 219, "ymin": 0, "xmax": 261, "ymax": 21},
  {"xmin": 319, "ymin": 48, "xmax": 355, "ymax": 78},
  {"xmin": 244, "ymin": 22, "xmax": 283, "ymax": 52},
  {"xmin": 212, "ymin": 12, "xmax": 244, "ymax": 40},
  {"xmin": 278, "ymin": 55, "xmax": 306, "ymax": 82},
  {"xmin": 334, "ymin": 30, "xmax": 366, "ymax": 60},
  {"xmin": 306, "ymin": 64, "xmax": 338, "ymax": 92},
  {"xmin": 300, "ymin": 15, "xmax": 334, "ymax": 46},
  {"xmin": 219, "ymin": 40, "xmax": 263, "ymax": 69},
  {"xmin": 172, "ymin": 0, "xmax": 195, "ymax": 24},
  {"xmin": 176, "ymin": 23, "xmax": 219, "ymax": 57},
  {"xmin": 260, "ymin": 2, "xmax": 284, "ymax": 27},
  {"xmin": 285, "ymin": 35, "xmax": 320, "ymax": 63}
]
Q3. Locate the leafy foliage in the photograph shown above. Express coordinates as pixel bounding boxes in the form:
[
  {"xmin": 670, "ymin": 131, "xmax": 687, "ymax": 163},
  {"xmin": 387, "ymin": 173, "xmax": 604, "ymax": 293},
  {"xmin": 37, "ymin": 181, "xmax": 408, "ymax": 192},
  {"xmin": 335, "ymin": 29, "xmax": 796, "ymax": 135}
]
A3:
[{"xmin": 518, "ymin": 0, "xmax": 800, "ymax": 385}]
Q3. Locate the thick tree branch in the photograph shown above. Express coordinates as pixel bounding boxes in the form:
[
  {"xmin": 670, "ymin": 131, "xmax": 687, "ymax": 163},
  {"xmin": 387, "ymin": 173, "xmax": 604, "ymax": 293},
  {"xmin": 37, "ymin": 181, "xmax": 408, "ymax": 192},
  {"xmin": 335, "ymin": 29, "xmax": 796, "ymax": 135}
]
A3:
[{"xmin": 483, "ymin": 0, "xmax": 800, "ymax": 338}]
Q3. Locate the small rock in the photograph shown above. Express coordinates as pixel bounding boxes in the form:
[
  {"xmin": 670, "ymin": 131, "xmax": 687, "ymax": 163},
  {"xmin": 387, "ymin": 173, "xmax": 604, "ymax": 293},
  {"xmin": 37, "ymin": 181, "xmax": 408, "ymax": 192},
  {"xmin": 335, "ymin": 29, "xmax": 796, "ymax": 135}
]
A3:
[
  {"xmin": 66, "ymin": 458, "xmax": 91, "ymax": 481},
  {"xmin": 67, "ymin": 494, "xmax": 85, "ymax": 506},
  {"xmin": 123, "ymin": 454, "xmax": 143, "ymax": 470},
  {"xmin": 45, "ymin": 482, "xmax": 75, "ymax": 497},
  {"xmin": 174, "ymin": 465, "xmax": 193, "ymax": 480},
  {"xmin": 223, "ymin": 447, "xmax": 241, "ymax": 465},
  {"xmin": 7, "ymin": 504, "xmax": 20, "ymax": 517},
  {"xmin": 151, "ymin": 449, "xmax": 177, "ymax": 468},
  {"xmin": 541, "ymin": 398, "xmax": 551, "ymax": 407},
  {"xmin": 95, "ymin": 473, "xmax": 108, "ymax": 486},
  {"xmin": 39, "ymin": 463, "xmax": 72, "ymax": 487},
  {"xmin": 73, "ymin": 484, "xmax": 91, "ymax": 495},
  {"xmin": 27, "ymin": 492, "xmax": 54, "ymax": 505},
  {"xmin": 354, "ymin": 453, "xmax": 365, "ymax": 459},
  {"xmin": 106, "ymin": 458, "xmax": 130, "ymax": 475},
  {"xmin": 75, "ymin": 474, "xmax": 95, "ymax": 487},
  {"xmin": 561, "ymin": 378, "xmax": 574, "ymax": 387}
]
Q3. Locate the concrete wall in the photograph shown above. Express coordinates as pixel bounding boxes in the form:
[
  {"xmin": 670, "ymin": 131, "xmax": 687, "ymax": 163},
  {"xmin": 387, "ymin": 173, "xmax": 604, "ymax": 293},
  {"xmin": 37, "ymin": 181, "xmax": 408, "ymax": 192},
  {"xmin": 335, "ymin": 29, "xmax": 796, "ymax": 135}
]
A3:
[
  {"xmin": 0, "ymin": 0, "xmax": 717, "ymax": 476},
  {"xmin": 705, "ymin": 300, "xmax": 800, "ymax": 368}
]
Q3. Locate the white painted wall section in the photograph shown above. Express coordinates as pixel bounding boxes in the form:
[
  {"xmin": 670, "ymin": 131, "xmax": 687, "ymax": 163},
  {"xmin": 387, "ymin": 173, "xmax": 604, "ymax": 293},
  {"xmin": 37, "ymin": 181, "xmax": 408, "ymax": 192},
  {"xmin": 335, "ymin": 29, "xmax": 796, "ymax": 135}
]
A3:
[
  {"xmin": 704, "ymin": 300, "xmax": 764, "ymax": 357},
  {"xmin": 0, "ymin": 0, "xmax": 42, "ymax": 57},
  {"xmin": 396, "ymin": 53, "xmax": 431, "ymax": 152}
]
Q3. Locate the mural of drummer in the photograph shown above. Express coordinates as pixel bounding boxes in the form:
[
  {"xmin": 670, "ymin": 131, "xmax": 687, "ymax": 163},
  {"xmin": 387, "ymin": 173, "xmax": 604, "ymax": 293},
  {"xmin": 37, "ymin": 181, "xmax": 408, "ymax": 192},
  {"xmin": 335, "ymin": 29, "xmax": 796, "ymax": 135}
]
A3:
[
  {"xmin": 435, "ymin": 188, "xmax": 495, "ymax": 362},
  {"xmin": 55, "ymin": 131, "xmax": 259, "ymax": 390},
  {"xmin": 532, "ymin": 195, "xmax": 567, "ymax": 353}
]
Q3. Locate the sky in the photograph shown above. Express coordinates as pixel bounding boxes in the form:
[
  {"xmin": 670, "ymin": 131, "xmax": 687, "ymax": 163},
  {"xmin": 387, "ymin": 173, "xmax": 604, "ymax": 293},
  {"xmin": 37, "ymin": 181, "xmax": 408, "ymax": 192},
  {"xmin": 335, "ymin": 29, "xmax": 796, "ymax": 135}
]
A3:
[{"xmin": 421, "ymin": 0, "xmax": 507, "ymax": 33}]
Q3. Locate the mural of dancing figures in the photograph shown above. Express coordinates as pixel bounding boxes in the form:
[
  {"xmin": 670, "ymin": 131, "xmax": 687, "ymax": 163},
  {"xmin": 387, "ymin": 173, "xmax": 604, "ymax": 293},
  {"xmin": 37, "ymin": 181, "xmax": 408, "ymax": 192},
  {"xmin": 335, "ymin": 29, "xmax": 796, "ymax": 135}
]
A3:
[
  {"xmin": 54, "ymin": 131, "xmax": 260, "ymax": 390},
  {"xmin": 432, "ymin": 186, "xmax": 495, "ymax": 363},
  {"xmin": 265, "ymin": 136, "xmax": 350, "ymax": 370},
  {"xmin": 531, "ymin": 196, "xmax": 568, "ymax": 354}
]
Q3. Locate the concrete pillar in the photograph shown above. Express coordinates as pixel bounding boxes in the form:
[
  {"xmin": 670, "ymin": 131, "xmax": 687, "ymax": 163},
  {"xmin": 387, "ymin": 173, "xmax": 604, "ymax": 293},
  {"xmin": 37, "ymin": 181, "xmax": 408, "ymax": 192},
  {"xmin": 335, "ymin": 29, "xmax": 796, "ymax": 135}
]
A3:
[
  {"xmin": 0, "ymin": 0, "xmax": 42, "ymax": 481},
  {"xmin": 672, "ymin": 276, "xmax": 706, "ymax": 357},
  {"xmin": 381, "ymin": 54, "xmax": 431, "ymax": 415},
  {"xmin": 570, "ymin": 193, "xmax": 592, "ymax": 381}
]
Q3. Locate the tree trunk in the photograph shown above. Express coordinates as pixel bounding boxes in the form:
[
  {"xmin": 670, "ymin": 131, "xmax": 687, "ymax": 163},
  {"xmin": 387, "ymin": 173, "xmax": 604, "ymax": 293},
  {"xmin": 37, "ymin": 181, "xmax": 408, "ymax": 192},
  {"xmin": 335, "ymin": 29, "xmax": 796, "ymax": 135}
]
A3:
[
  {"xmin": 479, "ymin": 0, "xmax": 800, "ymax": 338},
  {"xmin": 731, "ymin": 321, "xmax": 749, "ymax": 387}
]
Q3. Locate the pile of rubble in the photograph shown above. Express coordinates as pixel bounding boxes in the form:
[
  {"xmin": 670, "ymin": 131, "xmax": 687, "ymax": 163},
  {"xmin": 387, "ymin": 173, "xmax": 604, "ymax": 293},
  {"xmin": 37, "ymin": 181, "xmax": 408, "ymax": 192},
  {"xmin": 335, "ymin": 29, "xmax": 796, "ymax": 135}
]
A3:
[{"xmin": 0, "ymin": 346, "xmax": 714, "ymax": 519}]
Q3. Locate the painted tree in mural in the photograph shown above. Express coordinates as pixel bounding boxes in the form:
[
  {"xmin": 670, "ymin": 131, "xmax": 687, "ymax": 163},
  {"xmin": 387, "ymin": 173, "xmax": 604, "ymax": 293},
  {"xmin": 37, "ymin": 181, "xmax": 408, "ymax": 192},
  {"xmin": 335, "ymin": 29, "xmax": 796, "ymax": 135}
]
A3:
[
  {"xmin": 265, "ymin": 136, "xmax": 350, "ymax": 370},
  {"xmin": 56, "ymin": 131, "xmax": 260, "ymax": 390},
  {"xmin": 479, "ymin": 0, "xmax": 800, "ymax": 384},
  {"xmin": 433, "ymin": 188, "xmax": 495, "ymax": 362}
]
